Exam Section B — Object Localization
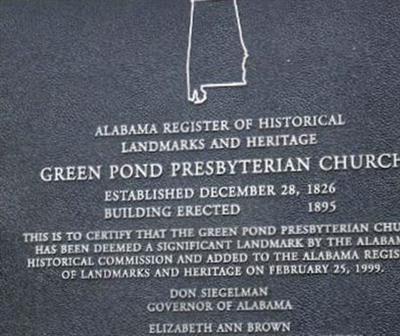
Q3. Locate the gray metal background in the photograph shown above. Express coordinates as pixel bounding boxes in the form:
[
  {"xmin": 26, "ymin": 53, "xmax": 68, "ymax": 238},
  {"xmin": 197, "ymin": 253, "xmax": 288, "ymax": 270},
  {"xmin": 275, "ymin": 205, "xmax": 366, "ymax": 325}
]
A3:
[{"xmin": 1, "ymin": 1, "xmax": 400, "ymax": 335}]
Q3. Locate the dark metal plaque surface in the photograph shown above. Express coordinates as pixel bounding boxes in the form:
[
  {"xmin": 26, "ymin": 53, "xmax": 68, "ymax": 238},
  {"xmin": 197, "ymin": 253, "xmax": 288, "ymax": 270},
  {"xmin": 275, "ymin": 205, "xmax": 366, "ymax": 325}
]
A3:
[{"xmin": 2, "ymin": 1, "xmax": 400, "ymax": 335}]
